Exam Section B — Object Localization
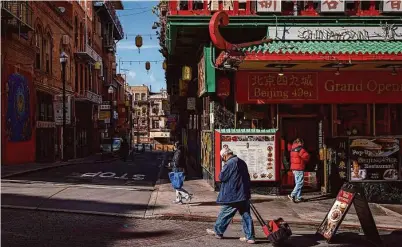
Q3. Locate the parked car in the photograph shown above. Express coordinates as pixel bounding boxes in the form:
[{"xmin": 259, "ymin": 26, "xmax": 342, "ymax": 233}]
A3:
[{"xmin": 100, "ymin": 138, "xmax": 123, "ymax": 153}]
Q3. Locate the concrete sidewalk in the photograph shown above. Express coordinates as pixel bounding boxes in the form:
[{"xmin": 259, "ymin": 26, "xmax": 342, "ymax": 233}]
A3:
[
  {"xmin": 1, "ymin": 154, "xmax": 119, "ymax": 178},
  {"xmin": 145, "ymin": 179, "xmax": 402, "ymax": 231}
]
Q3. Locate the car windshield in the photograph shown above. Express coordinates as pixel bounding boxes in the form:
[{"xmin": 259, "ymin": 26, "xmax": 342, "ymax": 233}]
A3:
[{"xmin": 101, "ymin": 139, "xmax": 121, "ymax": 145}]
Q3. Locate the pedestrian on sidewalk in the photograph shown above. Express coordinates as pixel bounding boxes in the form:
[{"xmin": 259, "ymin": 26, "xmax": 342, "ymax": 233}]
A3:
[
  {"xmin": 288, "ymin": 138, "xmax": 310, "ymax": 203},
  {"xmin": 170, "ymin": 141, "xmax": 192, "ymax": 204},
  {"xmin": 120, "ymin": 138, "xmax": 129, "ymax": 162},
  {"xmin": 206, "ymin": 147, "xmax": 255, "ymax": 244}
]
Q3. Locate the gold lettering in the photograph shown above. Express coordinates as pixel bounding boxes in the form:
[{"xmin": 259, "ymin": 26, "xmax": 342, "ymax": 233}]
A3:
[
  {"xmin": 250, "ymin": 75, "xmax": 258, "ymax": 86},
  {"xmin": 289, "ymin": 75, "xmax": 300, "ymax": 86},
  {"xmin": 277, "ymin": 75, "xmax": 288, "ymax": 86},
  {"xmin": 325, "ymin": 80, "xmax": 335, "ymax": 91},
  {"xmin": 301, "ymin": 75, "xmax": 313, "ymax": 87},
  {"xmin": 367, "ymin": 80, "xmax": 377, "ymax": 92},
  {"xmin": 254, "ymin": 88, "xmax": 261, "ymax": 97},
  {"xmin": 253, "ymin": 87, "xmax": 288, "ymax": 99}
]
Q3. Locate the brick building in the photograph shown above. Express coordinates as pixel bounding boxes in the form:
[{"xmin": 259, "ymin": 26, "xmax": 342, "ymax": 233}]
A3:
[{"xmin": 1, "ymin": 1, "xmax": 124, "ymax": 165}]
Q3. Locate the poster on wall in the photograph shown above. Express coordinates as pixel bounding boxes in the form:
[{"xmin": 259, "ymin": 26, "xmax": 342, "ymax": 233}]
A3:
[
  {"xmin": 221, "ymin": 134, "xmax": 276, "ymax": 181},
  {"xmin": 349, "ymin": 138, "xmax": 400, "ymax": 181}
]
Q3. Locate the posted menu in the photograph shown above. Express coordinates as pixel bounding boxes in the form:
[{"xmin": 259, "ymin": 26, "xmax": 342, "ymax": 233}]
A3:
[
  {"xmin": 221, "ymin": 134, "xmax": 276, "ymax": 181},
  {"xmin": 349, "ymin": 138, "xmax": 400, "ymax": 181}
]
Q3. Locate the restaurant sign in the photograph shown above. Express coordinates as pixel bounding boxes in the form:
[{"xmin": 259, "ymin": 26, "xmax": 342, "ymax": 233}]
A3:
[
  {"xmin": 349, "ymin": 138, "xmax": 400, "ymax": 182},
  {"xmin": 236, "ymin": 71, "xmax": 402, "ymax": 104},
  {"xmin": 266, "ymin": 24, "xmax": 402, "ymax": 41}
]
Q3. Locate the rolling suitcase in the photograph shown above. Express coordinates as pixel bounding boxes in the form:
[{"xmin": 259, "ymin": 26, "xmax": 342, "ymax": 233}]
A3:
[{"xmin": 249, "ymin": 202, "xmax": 292, "ymax": 245}]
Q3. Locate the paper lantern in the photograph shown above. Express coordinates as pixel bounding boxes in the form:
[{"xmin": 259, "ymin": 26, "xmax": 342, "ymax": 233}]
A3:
[
  {"xmin": 182, "ymin": 65, "xmax": 192, "ymax": 81},
  {"xmin": 163, "ymin": 60, "xmax": 167, "ymax": 70},
  {"xmin": 135, "ymin": 35, "xmax": 143, "ymax": 53},
  {"xmin": 94, "ymin": 61, "xmax": 101, "ymax": 70},
  {"xmin": 145, "ymin": 61, "xmax": 151, "ymax": 73}
]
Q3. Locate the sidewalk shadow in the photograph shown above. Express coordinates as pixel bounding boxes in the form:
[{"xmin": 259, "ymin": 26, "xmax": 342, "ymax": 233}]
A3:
[
  {"xmin": 189, "ymin": 198, "xmax": 274, "ymax": 207},
  {"xmin": 304, "ymin": 194, "xmax": 335, "ymax": 203}
]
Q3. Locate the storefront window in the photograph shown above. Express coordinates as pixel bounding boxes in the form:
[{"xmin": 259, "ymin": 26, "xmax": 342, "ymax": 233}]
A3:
[
  {"xmin": 336, "ymin": 104, "xmax": 369, "ymax": 136},
  {"xmin": 375, "ymin": 104, "xmax": 390, "ymax": 136},
  {"xmin": 390, "ymin": 104, "xmax": 402, "ymax": 135}
]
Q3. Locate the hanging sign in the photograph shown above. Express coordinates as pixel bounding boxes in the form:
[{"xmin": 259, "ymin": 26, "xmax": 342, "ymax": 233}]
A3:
[
  {"xmin": 198, "ymin": 53, "xmax": 206, "ymax": 96},
  {"xmin": 383, "ymin": 0, "xmax": 402, "ymax": 12},
  {"xmin": 217, "ymin": 77, "xmax": 230, "ymax": 98},
  {"xmin": 320, "ymin": 0, "xmax": 345, "ymax": 13},
  {"xmin": 317, "ymin": 183, "xmax": 382, "ymax": 246},
  {"xmin": 187, "ymin": 97, "xmax": 196, "ymax": 111},
  {"xmin": 256, "ymin": 0, "xmax": 282, "ymax": 13}
]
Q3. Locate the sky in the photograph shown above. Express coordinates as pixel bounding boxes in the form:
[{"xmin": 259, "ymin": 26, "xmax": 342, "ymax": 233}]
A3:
[{"xmin": 116, "ymin": 1, "xmax": 165, "ymax": 92}]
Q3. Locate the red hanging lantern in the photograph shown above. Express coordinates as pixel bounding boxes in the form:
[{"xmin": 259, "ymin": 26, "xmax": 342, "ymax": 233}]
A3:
[
  {"xmin": 217, "ymin": 77, "xmax": 230, "ymax": 98},
  {"xmin": 145, "ymin": 61, "xmax": 151, "ymax": 73}
]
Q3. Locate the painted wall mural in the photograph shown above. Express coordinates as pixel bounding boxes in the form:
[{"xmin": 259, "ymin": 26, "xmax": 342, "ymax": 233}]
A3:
[
  {"xmin": 201, "ymin": 131, "xmax": 213, "ymax": 173},
  {"xmin": 6, "ymin": 73, "xmax": 32, "ymax": 142}
]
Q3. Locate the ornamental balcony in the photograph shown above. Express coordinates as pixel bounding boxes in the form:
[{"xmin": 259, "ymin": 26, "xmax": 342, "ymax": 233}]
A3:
[
  {"xmin": 75, "ymin": 43, "xmax": 102, "ymax": 63},
  {"xmin": 1, "ymin": 1, "xmax": 34, "ymax": 33},
  {"xmin": 94, "ymin": 1, "xmax": 124, "ymax": 40}
]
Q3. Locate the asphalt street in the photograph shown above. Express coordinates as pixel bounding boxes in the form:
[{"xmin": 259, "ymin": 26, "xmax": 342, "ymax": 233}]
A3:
[
  {"xmin": 2, "ymin": 209, "xmax": 401, "ymax": 247},
  {"xmin": 1, "ymin": 152, "xmax": 167, "ymax": 217}
]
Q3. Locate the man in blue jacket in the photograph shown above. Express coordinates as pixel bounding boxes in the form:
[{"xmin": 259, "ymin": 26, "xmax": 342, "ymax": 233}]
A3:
[{"xmin": 206, "ymin": 147, "xmax": 255, "ymax": 244}]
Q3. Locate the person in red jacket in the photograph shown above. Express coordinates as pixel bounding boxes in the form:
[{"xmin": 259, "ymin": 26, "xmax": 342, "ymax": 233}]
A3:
[{"xmin": 287, "ymin": 138, "xmax": 310, "ymax": 203}]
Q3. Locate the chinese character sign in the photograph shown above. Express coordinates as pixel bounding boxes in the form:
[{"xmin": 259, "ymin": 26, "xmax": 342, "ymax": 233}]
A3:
[
  {"xmin": 383, "ymin": 0, "xmax": 402, "ymax": 12},
  {"xmin": 256, "ymin": 0, "xmax": 281, "ymax": 12},
  {"xmin": 321, "ymin": 0, "xmax": 345, "ymax": 12}
]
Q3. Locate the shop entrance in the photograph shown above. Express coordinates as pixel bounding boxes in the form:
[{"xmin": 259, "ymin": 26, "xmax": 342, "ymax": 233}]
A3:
[{"xmin": 281, "ymin": 116, "xmax": 320, "ymax": 191}]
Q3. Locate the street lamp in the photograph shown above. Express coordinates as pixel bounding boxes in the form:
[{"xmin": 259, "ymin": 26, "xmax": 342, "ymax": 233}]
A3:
[
  {"xmin": 108, "ymin": 85, "xmax": 114, "ymax": 154},
  {"xmin": 60, "ymin": 52, "xmax": 68, "ymax": 161}
]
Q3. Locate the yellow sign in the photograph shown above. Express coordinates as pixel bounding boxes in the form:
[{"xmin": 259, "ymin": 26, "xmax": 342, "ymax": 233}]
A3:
[{"xmin": 99, "ymin": 111, "xmax": 110, "ymax": 120}]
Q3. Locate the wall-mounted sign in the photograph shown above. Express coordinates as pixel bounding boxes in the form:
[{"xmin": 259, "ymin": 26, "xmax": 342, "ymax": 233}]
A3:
[
  {"xmin": 198, "ymin": 52, "xmax": 206, "ymax": 96},
  {"xmin": 100, "ymin": 103, "xmax": 111, "ymax": 110},
  {"xmin": 149, "ymin": 132, "xmax": 170, "ymax": 138},
  {"xmin": 256, "ymin": 0, "xmax": 282, "ymax": 13},
  {"xmin": 217, "ymin": 77, "xmax": 230, "ymax": 98},
  {"xmin": 179, "ymin": 79, "xmax": 188, "ymax": 97},
  {"xmin": 187, "ymin": 97, "xmax": 196, "ymax": 111},
  {"xmin": 236, "ymin": 71, "xmax": 402, "ymax": 104},
  {"xmin": 99, "ymin": 111, "xmax": 111, "ymax": 121},
  {"xmin": 320, "ymin": 0, "xmax": 345, "ymax": 13},
  {"xmin": 383, "ymin": 0, "xmax": 402, "ymax": 12},
  {"xmin": 266, "ymin": 25, "xmax": 402, "ymax": 41},
  {"xmin": 349, "ymin": 138, "xmax": 400, "ymax": 181},
  {"xmin": 36, "ymin": 121, "xmax": 56, "ymax": 128}
]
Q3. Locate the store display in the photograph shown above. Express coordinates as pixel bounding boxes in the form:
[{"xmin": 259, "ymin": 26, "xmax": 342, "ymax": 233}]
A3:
[{"xmin": 221, "ymin": 134, "xmax": 276, "ymax": 181}]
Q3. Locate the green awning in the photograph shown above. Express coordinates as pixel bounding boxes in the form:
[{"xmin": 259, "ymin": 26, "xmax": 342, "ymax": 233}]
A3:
[{"xmin": 239, "ymin": 40, "xmax": 402, "ymax": 55}]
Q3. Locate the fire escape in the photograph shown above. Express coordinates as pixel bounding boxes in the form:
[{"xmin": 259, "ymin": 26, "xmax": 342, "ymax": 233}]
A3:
[{"xmin": 1, "ymin": 1, "xmax": 34, "ymax": 36}]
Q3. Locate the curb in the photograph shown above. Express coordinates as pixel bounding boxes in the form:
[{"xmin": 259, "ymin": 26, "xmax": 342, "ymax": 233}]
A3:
[
  {"xmin": 144, "ymin": 153, "xmax": 167, "ymax": 217},
  {"xmin": 1, "ymin": 157, "xmax": 119, "ymax": 179},
  {"xmin": 2, "ymin": 205, "xmax": 400, "ymax": 232}
]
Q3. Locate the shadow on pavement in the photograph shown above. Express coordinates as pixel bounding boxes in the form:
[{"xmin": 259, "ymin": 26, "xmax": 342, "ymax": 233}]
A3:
[
  {"xmin": 188, "ymin": 198, "xmax": 273, "ymax": 207},
  {"xmin": 1, "ymin": 192, "xmax": 164, "ymax": 215},
  {"xmin": 305, "ymin": 195, "xmax": 336, "ymax": 203}
]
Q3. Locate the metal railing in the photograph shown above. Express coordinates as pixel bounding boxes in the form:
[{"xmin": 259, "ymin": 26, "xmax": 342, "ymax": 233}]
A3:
[{"xmin": 1, "ymin": 1, "xmax": 33, "ymax": 30}]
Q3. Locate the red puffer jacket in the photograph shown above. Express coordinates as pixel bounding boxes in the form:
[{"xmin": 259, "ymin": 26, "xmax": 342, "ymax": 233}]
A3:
[{"xmin": 289, "ymin": 143, "xmax": 310, "ymax": 171}]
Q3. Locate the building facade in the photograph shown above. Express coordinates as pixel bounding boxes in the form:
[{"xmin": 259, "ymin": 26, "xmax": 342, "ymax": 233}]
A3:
[
  {"xmin": 159, "ymin": 0, "xmax": 402, "ymax": 200},
  {"xmin": 130, "ymin": 85, "xmax": 150, "ymax": 144},
  {"xmin": 1, "ymin": 0, "xmax": 124, "ymax": 164}
]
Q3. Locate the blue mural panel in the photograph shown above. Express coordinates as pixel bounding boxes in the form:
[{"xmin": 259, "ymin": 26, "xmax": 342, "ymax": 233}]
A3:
[{"xmin": 6, "ymin": 73, "xmax": 32, "ymax": 142}]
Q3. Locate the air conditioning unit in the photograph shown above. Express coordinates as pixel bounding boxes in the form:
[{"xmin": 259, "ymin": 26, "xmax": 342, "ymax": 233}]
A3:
[{"xmin": 62, "ymin": 35, "xmax": 70, "ymax": 45}]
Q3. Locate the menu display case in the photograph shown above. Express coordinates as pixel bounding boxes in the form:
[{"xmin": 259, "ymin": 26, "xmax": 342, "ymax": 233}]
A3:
[{"xmin": 214, "ymin": 129, "xmax": 280, "ymax": 182}]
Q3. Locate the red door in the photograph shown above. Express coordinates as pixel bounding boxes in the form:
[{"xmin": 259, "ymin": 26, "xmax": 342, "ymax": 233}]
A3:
[{"xmin": 281, "ymin": 117, "xmax": 319, "ymax": 189}]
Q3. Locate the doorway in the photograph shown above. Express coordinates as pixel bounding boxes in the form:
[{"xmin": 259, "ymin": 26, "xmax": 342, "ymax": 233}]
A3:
[{"xmin": 280, "ymin": 116, "xmax": 320, "ymax": 191}]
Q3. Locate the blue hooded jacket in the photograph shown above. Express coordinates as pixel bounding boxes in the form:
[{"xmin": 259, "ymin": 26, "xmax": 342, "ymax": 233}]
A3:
[{"xmin": 217, "ymin": 155, "xmax": 251, "ymax": 204}]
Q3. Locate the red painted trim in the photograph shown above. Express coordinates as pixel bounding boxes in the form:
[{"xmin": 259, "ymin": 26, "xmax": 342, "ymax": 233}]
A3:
[
  {"xmin": 275, "ymin": 131, "xmax": 281, "ymax": 182},
  {"xmin": 244, "ymin": 53, "xmax": 402, "ymax": 61},
  {"xmin": 209, "ymin": 11, "xmax": 233, "ymax": 50}
]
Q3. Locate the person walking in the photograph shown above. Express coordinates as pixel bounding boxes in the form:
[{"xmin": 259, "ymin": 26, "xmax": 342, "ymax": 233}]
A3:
[
  {"xmin": 206, "ymin": 147, "xmax": 255, "ymax": 244},
  {"xmin": 288, "ymin": 138, "xmax": 310, "ymax": 203},
  {"xmin": 120, "ymin": 138, "xmax": 129, "ymax": 162},
  {"xmin": 170, "ymin": 142, "xmax": 192, "ymax": 204}
]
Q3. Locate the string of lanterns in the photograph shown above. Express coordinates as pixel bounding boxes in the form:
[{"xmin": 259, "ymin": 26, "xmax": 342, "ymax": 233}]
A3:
[{"xmin": 117, "ymin": 59, "xmax": 168, "ymax": 73}]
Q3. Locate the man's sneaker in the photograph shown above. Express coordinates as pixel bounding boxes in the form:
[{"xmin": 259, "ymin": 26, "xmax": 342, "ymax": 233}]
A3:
[
  {"xmin": 206, "ymin": 229, "xmax": 222, "ymax": 239},
  {"xmin": 239, "ymin": 237, "xmax": 256, "ymax": 244},
  {"xmin": 185, "ymin": 194, "xmax": 193, "ymax": 203},
  {"xmin": 294, "ymin": 198, "xmax": 304, "ymax": 203},
  {"xmin": 287, "ymin": 195, "xmax": 295, "ymax": 202},
  {"xmin": 172, "ymin": 200, "xmax": 183, "ymax": 205}
]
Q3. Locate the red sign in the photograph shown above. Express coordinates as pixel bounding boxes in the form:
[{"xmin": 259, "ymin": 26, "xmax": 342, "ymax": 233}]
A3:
[
  {"xmin": 217, "ymin": 77, "xmax": 230, "ymax": 98},
  {"xmin": 236, "ymin": 71, "xmax": 402, "ymax": 104}
]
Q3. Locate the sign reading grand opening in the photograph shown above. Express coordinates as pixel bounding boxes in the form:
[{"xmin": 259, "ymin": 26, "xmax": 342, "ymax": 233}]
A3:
[
  {"xmin": 219, "ymin": 132, "xmax": 278, "ymax": 181},
  {"xmin": 349, "ymin": 137, "xmax": 400, "ymax": 181},
  {"xmin": 236, "ymin": 71, "xmax": 402, "ymax": 104}
]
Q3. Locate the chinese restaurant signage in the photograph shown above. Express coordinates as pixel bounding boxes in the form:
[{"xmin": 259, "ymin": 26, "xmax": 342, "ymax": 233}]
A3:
[
  {"xmin": 236, "ymin": 71, "xmax": 402, "ymax": 104},
  {"xmin": 256, "ymin": 0, "xmax": 282, "ymax": 13},
  {"xmin": 198, "ymin": 52, "xmax": 206, "ymax": 96},
  {"xmin": 383, "ymin": 0, "xmax": 402, "ymax": 12},
  {"xmin": 320, "ymin": 0, "xmax": 345, "ymax": 13},
  {"xmin": 217, "ymin": 77, "xmax": 230, "ymax": 98},
  {"xmin": 349, "ymin": 138, "xmax": 400, "ymax": 181},
  {"xmin": 265, "ymin": 25, "xmax": 402, "ymax": 41}
]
